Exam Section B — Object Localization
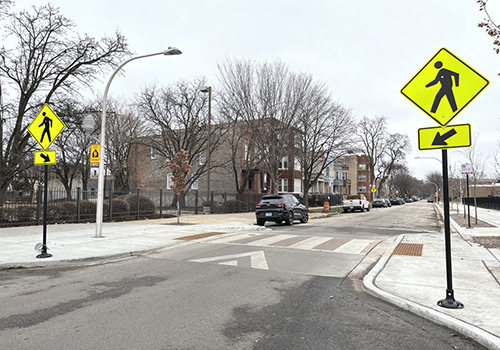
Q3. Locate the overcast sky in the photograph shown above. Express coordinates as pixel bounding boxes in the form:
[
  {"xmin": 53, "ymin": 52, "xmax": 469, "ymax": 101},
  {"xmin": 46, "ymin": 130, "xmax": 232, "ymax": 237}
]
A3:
[{"xmin": 11, "ymin": 0, "xmax": 500, "ymax": 181}]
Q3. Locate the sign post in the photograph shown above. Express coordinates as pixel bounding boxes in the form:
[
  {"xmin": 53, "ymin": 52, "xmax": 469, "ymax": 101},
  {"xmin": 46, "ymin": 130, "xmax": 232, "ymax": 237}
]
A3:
[
  {"xmin": 401, "ymin": 48, "xmax": 489, "ymax": 309},
  {"xmin": 461, "ymin": 164, "xmax": 474, "ymax": 229},
  {"xmin": 27, "ymin": 104, "xmax": 66, "ymax": 259}
]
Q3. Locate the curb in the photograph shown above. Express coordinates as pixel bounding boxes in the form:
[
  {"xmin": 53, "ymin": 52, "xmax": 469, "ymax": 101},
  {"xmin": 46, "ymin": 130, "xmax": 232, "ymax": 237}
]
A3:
[{"xmin": 363, "ymin": 234, "xmax": 500, "ymax": 350}]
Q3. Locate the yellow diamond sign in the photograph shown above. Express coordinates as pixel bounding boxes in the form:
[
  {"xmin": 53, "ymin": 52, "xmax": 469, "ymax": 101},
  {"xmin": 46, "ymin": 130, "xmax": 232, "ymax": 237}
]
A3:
[
  {"xmin": 401, "ymin": 48, "xmax": 489, "ymax": 126},
  {"xmin": 27, "ymin": 104, "xmax": 65, "ymax": 150},
  {"xmin": 418, "ymin": 123, "xmax": 471, "ymax": 151}
]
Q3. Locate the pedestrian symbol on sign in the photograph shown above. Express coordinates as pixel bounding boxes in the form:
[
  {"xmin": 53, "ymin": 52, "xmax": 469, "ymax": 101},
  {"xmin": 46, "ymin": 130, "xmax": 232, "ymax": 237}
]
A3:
[
  {"xmin": 425, "ymin": 61, "xmax": 459, "ymax": 114},
  {"xmin": 38, "ymin": 112, "xmax": 53, "ymax": 143}
]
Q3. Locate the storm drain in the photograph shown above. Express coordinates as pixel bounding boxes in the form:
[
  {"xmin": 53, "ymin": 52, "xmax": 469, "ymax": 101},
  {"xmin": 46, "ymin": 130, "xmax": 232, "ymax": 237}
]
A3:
[
  {"xmin": 176, "ymin": 232, "xmax": 227, "ymax": 241},
  {"xmin": 393, "ymin": 243, "xmax": 423, "ymax": 256}
]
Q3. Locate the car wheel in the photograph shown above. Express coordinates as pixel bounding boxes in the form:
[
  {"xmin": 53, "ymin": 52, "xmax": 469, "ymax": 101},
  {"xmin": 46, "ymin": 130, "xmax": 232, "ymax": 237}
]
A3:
[
  {"xmin": 257, "ymin": 219, "xmax": 265, "ymax": 226},
  {"xmin": 366, "ymin": 206, "xmax": 370, "ymax": 212},
  {"xmin": 360, "ymin": 207, "xmax": 365, "ymax": 212},
  {"xmin": 300, "ymin": 211, "xmax": 308, "ymax": 223},
  {"xmin": 285, "ymin": 211, "xmax": 293, "ymax": 226},
  {"xmin": 275, "ymin": 220, "xmax": 282, "ymax": 224},
  {"xmin": 343, "ymin": 208, "xmax": 348, "ymax": 213}
]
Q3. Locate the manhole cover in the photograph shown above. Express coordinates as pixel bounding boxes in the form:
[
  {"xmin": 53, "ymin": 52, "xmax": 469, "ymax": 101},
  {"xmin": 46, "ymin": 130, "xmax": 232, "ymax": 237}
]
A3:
[{"xmin": 393, "ymin": 243, "xmax": 423, "ymax": 256}]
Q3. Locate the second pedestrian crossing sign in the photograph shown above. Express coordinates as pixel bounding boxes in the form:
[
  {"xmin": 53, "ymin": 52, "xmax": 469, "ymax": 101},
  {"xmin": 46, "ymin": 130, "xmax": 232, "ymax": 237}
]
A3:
[
  {"xmin": 27, "ymin": 104, "xmax": 66, "ymax": 150},
  {"xmin": 401, "ymin": 48, "xmax": 489, "ymax": 126}
]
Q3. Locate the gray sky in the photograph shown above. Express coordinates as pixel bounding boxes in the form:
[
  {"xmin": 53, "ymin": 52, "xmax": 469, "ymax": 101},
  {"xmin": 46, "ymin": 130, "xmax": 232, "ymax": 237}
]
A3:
[{"xmin": 12, "ymin": 0, "xmax": 500, "ymax": 180}]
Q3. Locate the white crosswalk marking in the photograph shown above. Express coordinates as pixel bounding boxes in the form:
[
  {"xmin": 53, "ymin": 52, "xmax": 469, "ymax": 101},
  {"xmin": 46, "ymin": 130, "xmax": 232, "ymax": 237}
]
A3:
[
  {"xmin": 334, "ymin": 239, "xmax": 374, "ymax": 254},
  {"xmin": 289, "ymin": 236, "xmax": 333, "ymax": 249},
  {"xmin": 202, "ymin": 232, "xmax": 379, "ymax": 256}
]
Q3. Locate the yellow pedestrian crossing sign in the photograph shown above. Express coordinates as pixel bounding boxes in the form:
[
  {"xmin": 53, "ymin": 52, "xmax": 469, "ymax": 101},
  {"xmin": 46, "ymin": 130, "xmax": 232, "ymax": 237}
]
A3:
[
  {"xmin": 34, "ymin": 150, "xmax": 57, "ymax": 166},
  {"xmin": 90, "ymin": 144, "xmax": 100, "ymax": 165},
  {"xmin": 27, "ymin": 104, "xmax": 66, "ymax": 150},
  {"xmin": 401, "ymin": 48, "xmax": 489, "ymax": 126},
  {"xmin": 418, "ymin": 123, "xmax": 472, "ymax": 151}
]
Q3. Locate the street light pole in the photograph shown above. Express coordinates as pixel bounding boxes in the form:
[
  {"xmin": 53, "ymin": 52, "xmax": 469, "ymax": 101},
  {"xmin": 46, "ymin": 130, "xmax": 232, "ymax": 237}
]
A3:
[
  {"xmin": 95, "ymin": 47, "xmax": 182, "ymax": 238},
  {"xmin": 200, "ymin": 86, "xmax": 212, "ymax": 205}
]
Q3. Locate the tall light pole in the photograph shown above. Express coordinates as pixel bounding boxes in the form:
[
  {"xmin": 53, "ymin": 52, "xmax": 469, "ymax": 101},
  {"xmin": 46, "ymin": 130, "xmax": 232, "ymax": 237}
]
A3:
[
  {"xmin": 95, "ymin": 47, "xmax": 182, "ymax": 238},
  {"xmin": 200, "ymin": 86, "xmax": 211, "ymax": 205}
]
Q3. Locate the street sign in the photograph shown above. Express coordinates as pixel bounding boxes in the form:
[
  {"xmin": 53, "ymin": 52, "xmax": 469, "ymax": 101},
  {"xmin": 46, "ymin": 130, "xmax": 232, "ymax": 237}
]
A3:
[
  {"xmin": 90, "ymin": 144, "xmax": 100, "ymax": 165},
  {"xmin": 401, "ymin": 48, "xmax": 489, "ymax": 126},
  {"xmin": 371, "ymin": 187, "xmax": 376, "ymax": 193},
  {"xmin": 418, "ymin": 123, "xmax": 471, "ymax": 151},
  {"xmin": 27, "ymin": 104, "xmax": 66, "ymax": 150},
  {"xmin": 461, "ymin": 163, "xmax": 474, "ymax": 175},
  {"xmin": 34, "ymin": 150, "xmax": 56, "ymax": 166}
]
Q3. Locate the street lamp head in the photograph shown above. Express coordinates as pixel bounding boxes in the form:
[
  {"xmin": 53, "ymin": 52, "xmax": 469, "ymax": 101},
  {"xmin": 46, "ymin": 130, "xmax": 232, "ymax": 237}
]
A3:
[
  {"xmin": 200, "ymin": 86, "xmax": 211, "ymax": 93},
  {"xmin": 163, "ymin": 47, "xmax": 182, "ymax": 56},
  {"xmin": 82, "ymin": 115, "xmax": 95, "ymax": 135}
]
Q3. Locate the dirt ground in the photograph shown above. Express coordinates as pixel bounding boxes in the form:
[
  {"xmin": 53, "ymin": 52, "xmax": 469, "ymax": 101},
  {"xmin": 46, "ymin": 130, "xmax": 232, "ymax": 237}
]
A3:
[{"xmin": 450, "ymin": 213, "xmax": 500, "ymax": 249}]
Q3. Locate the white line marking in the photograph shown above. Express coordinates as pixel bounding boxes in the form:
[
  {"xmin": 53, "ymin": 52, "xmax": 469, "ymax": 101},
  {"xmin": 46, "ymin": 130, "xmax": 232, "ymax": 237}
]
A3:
[
  {"xmin": 190, "ymin": 251, "xmax": 269, "ymax": 269},
  {"xmin": 289, "ymin": 236, "xmax": 333, "ymax": 250},
  {"xmin": 334, "ymin": 239, "xmax": 374, "ymax": 254}
]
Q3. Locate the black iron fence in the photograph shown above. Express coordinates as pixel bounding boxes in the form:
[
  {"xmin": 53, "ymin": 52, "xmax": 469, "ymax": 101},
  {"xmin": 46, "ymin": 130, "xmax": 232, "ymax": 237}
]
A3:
[
  {"xmin": 463, "ymin": 196, "xmax": 500, "ymax": 211},
  {"xmin": 0, "ymin": 188, "xmax": 343, "ymax": 228}
]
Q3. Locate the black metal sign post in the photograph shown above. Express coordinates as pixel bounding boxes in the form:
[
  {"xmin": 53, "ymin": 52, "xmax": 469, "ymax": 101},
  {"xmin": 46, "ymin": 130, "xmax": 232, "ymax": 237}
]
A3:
[
  {"xmin": 466, "ymin": 174, "xmax": 471, "ymax": 229},
  {"xmin": 437, "ymin": 150, "xmax": 463, "ymax": 309},
  {"xmin": 36, "ymin": 164, "xmax": 52, "ymax": 259}
]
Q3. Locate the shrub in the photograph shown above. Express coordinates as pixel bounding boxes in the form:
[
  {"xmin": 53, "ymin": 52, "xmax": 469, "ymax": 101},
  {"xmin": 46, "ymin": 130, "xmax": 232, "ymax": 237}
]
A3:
[
  {"xmin": 116, "ymin": 194, "xmax": 156, "ymax": 218},
  {"xmin": 215, "ymin": 199, "xmax": 247, "ymax": 213},
  {"xmin": 46, "ymin": 202, "xmax": 77, "ymax": 223},
  {"xmin": 103, "ymin": 199, "xmax": 130, "ymax": 219},
  {"xmin": 79, "ymin": 201, "xmax": 96, "ymax": 222},
  {"xmin": 15, "ymin": 205, "xmax": 38, "ymax": 223}
]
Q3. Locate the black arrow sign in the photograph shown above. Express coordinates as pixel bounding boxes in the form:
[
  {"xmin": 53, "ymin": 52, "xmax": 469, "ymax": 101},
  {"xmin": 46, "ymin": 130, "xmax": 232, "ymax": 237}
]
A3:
[
  {"xmin": 92, "ymin": 149, "xmax": 99, "ymax": 158},
  {"xmin": 40, "ymin": 153, "xmax": 51, "ymax": 163},
  {"xmin": 432, "ymin": 129, "xmax": 457, "ymax": 146}
]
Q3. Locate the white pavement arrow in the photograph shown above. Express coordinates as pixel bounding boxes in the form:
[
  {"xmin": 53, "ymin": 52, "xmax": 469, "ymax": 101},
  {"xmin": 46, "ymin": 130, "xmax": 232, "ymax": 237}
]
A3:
[{"xmin": 190, "ymin": 251, "xmax": 269, "ymax": 270}]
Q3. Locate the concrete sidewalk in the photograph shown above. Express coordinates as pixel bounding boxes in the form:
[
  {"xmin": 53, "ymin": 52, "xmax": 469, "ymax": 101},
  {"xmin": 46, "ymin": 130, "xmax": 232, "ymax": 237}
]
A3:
[{"xmin": 363, "ymin": 204, "xmax": 500, "ymax": 350}]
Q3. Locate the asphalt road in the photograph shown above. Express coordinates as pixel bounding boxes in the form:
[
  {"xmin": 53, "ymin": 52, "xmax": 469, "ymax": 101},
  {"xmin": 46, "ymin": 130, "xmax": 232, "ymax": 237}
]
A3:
[{"xmin": 0, "ymin": 201, "xmax": 486, "ymax": 350}]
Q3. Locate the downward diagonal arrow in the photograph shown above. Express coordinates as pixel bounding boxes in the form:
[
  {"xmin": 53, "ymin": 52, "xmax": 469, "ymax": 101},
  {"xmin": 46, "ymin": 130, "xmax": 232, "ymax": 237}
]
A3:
[
  {"xmin": 432, "ymin": 129, "xmax": 457, "ymax": 146},
  {"xmin": 40, "ymin": 153, "xmax": 51, "ymax": 163}
]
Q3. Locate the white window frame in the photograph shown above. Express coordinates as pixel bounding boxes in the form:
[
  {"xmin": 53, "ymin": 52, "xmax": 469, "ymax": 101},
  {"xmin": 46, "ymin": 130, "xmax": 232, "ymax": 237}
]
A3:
[
  {"xmin": 279, "ymin": 157, "xmax": 288, "ymax": 170},
  {"xmin": 167, "ymin": 173, "xmax": 174, "ymax": 189},
  {"xmin": 199, "ymin": 152, "xmax": 206, "ymax": 165},
  {"xmin": 150, "ymin": 147, "xmax": 156, "ymax": 159},
  {"xmin": 358, "ymin": 175, "xmax": 366, "ymax": 182},
  {"xmin": 294, "ymin": 179, "xmax": 302, "ymax": 193},
  {"xmin": 278, "ymin": 178, "xmax": 289, "ymax": 193},
  {"xmin": 294, "ymin": 158, "xmax": 301, "ymax": 171},
  {"xmin": 191, "ymin": 180, "xmax": 198, "ymax": 190}
]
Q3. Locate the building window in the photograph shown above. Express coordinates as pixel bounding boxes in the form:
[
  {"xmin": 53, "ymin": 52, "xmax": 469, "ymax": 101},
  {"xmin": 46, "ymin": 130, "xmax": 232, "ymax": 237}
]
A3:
[
  {"xmin": 294, "ymin": 158, "xmax": 301, "ymax": 171},
  {"xmin": 150, "ymin": 147, "xmax": 156, "ymax": 159},
  {"xmin": 191, "ymin": 180, "xmax": 198, "ymax": 190},
  {"xmin": 278, "ymin": 178, "xmax": 288, "ymax": 193},
  {"xmin": 358, "ymin": 164, "xmax": 367, "ymax": 170},
  {"xmin": 279, "ymin": 157, "xmax": 288, "ymax": 170},
  {"xmin": 244, "ymin": 143, "xmax": 249, "ymax": 160},
  {"xmin": 358, "ymin": 175, "xmax": 366, "ymax": 182},
  {"xmin": 199, "ymin": 152, "xmax": 206, "ymax": 165},
  {"xmin": 167, "ymin": 173, "xmax": 174, "ymax": 189},
  {"xmin": 294, "ymin": 179, "xmax": 302, "ymax": 193},
  {"xmin": 358, "ymin": 185, "xmax": 366, "ymax": 192}
]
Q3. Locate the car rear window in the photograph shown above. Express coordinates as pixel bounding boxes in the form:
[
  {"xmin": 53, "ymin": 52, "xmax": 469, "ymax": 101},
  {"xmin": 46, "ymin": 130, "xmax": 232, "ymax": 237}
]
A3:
[{"xmin": 260, "ymin": 196, "xmax": 283, "ymax": 203}]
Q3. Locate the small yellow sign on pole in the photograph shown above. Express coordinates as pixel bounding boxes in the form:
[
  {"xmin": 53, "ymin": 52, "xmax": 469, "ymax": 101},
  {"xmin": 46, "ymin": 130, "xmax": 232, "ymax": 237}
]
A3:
[
  {"xmin": 418, "ymin": 124, "xmax": 471, "ymax": 151},
  {"xmin": 401, "ymin": 48, "xmax": 489, "ymax": 126},
  {"xmin": 27, "ymin": 104, "xmax": 66, "ymax": 150},
  {"xmin": 90, "ymin": 144, "xmax": 100, "ymax": 165},
  {"xmin": 34, "ymin": 150, "xmax": 56, "ymax": 166}
]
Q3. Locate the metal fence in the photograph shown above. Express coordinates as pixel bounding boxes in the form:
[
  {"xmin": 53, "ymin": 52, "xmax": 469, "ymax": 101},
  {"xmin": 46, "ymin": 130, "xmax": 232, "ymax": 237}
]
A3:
[
  {"xmin": 0, "ymin": 188, "xmax": 343, "ymax": 228},
  {"xmin": 463, "ymin": 196, "xmax": 500, "ymax": 211}
]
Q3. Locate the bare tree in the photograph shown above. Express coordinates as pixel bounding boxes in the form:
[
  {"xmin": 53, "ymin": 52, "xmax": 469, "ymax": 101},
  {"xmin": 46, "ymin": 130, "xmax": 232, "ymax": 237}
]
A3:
[
  {"xmin": 135, "ymin": 78, "xmax": 226, "ymax": 204},
  {"xmin": 460, "ymin": 134, "xmax": 489, "ymax": 223},
  {"xmin": 391, "ymin": 167, "xmax": 419, "ymax": 198},
  {"xmin": 0, "ymin": 4, "xmax": 130, "ymax": 203},
  {"xmin": 477, "ymin": 0, "xmax": 500, "ymax": 68},
  {"xmin": 217, "ymin": 58, "xmax": 306, "ymax": 195},
  {"xmin": 356, "ymin": 116, "xmax": 411, "ymax": 199},
  {"xmin": 295, "ymin": 77, "xmax": 355, "ymax": 204}
]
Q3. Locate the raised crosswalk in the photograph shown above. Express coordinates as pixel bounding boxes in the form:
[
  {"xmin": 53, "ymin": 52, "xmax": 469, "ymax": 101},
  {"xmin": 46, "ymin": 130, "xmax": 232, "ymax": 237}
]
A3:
[{"xmin": 204, "ymin": 233, "xmax": 380, "ymax": 255}]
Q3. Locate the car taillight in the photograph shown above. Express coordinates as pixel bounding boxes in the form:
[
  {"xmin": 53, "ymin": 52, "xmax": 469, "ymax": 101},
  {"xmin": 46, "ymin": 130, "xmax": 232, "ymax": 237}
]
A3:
[
  {"xmin": 255, "ymin": 204, "xmax": 261, "ymax": 209},
  {"xmin": 277, "ymin": 203, "xmax": 286, "ymax": 208},
  {"xmin": 359, "ymin": 200, "xmax": 362, "ymax": 205}
]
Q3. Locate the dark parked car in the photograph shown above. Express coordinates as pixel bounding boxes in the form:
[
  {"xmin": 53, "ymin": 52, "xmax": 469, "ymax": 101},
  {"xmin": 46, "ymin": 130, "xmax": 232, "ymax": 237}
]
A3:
[
  {"xmin": 255, "ymin": 194, "xmax": 308, "ymax": 226},
  {"xmin": 390, "ymin": 197, "xmax": 405, "ymax": 205},
  {"xmin": 372, "ymin": 199, "xmax": 387, "ymax": 208}
]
